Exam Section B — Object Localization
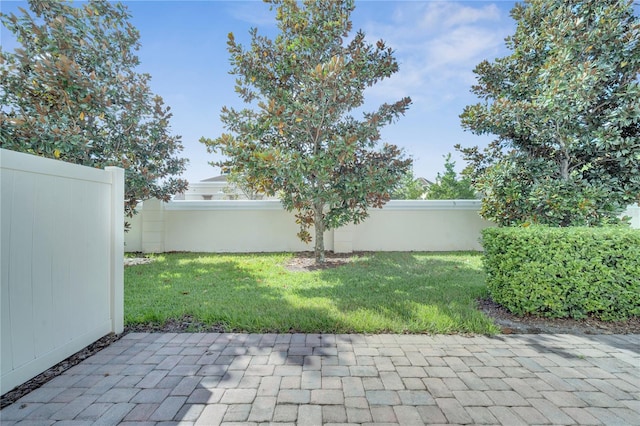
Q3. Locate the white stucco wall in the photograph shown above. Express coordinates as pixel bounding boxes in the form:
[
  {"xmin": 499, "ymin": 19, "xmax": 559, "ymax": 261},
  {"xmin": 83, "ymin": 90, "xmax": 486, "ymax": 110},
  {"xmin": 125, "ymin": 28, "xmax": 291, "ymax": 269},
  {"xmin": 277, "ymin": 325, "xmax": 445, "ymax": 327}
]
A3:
[
  {"xmin": 125, "ymin": 199, "xmax": 640, "ymax": 255},
  {"xmin": 348, "ymin": 200, "xmax": 493, "ymax": 252},
  {"xmin": 623, "ymin": 204, "xmax": 640, "ymax": 229},
  {"xmin": 125, "ymin": 199, "xmax": 491, "ymax": 253}
]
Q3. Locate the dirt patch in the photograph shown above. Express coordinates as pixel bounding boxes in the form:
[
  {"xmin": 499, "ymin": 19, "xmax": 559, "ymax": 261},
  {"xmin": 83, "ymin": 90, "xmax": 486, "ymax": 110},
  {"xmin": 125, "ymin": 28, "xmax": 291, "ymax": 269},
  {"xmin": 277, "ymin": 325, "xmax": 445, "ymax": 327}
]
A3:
[
  {"xmin": 125, "ymin": 315, "xmax": 228, "ymax": 334},
  {"xmin": 284, "ymin": 251, "xmax": 362, "ymax": 271},
  {"xmin": 124, "ymin": 257, "xmax": 154, "ymax": 266},
  {"xmin": 478, "ymin": 297, "xmax": 640, "ymax": 335},
  {"xmin": 124, "ymin": 253, "xmax": 154, "ymax": 267}
]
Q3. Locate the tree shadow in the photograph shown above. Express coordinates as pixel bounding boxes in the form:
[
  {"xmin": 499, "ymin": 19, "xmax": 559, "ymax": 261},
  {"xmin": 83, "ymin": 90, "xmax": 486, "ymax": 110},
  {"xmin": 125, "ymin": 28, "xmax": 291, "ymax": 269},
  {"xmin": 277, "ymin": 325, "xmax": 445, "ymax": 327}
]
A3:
[
  {"xmin": 125, "ymin": 253, "xmax": 343, "ymax": 333},
  {"xmin": 125, "ymin": 252, "xmax": 498, "ymax": 334},
  {"xmin": 293, "ymin": 252, "xmax": 498, "ymax": 334}
]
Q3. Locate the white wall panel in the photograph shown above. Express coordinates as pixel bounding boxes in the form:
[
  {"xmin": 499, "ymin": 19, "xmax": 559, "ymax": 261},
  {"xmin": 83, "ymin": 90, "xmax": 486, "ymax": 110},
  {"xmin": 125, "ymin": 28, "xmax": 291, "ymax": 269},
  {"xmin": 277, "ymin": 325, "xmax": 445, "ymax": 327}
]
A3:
[
  {"xmin": 8, "ymin": 170, "xmax": 37, "ymax": 371},
  {"xmin": 31, "ymin": 179, "xmax": 56, "ymax": 358},
  {"xmin": 351, "ymin": 204, "xmax": 493, "ymax": 252},
  {"xmin": 1, "ymin": 149, "xmax": 124, "ymax": 394}
]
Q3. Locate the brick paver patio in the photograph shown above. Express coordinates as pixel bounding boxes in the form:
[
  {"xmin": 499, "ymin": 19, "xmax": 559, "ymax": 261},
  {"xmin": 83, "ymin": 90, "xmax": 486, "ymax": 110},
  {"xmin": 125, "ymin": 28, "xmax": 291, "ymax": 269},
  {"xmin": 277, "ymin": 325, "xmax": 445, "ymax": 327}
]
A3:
[{"xmin": 1, "ymin": 333, "xmax": 638, "ymax": 425}]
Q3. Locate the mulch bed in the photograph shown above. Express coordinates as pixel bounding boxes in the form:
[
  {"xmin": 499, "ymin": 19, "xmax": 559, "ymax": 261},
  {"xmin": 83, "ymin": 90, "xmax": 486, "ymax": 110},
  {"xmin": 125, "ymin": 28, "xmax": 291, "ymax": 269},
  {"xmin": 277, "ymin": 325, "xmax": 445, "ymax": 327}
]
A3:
[
  {"xmin": 284, "ymin": 251, "xmax": 361, "ymax": 271},
  {"xmin": 0, "ymin": 332, "xmax": 122, "ymax": 409},
  {"xmin": 2, "ymin": 252, "xmax": 638, "ymax": 409},
  {"xmin": 477, "ymin": 297, "xmax": 640, "ymax": 335}
]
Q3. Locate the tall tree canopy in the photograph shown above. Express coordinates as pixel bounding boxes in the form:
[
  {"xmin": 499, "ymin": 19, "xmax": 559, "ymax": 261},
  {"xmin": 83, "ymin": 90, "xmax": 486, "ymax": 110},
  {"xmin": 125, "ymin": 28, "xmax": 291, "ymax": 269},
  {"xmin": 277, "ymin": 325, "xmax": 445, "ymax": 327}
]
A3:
[
  {"xmin": 1, "ymin": 0, "xmax": 188, "ymax": 216},
  {"xmin": 390, "ymin": 169, "xmax": 427, "ymax": 200},
  {"xmin": 202, "ymin": 0, "xmax": 411, "ymax": 262},
  {"xmin": 458, "ymin": 0, "xmax": 640, "ymax": 226},
  {"xmin": 426, "ymin": 154, "xmax": 476, "ymax": 200}
]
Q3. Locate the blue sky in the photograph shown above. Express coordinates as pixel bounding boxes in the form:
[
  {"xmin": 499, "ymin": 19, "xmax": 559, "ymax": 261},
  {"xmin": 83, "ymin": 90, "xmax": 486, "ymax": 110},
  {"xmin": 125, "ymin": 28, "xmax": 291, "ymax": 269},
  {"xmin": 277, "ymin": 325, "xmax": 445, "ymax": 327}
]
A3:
[{"xmin": 2, "ymin": 1, "xmax": 522, "ymax": 182}]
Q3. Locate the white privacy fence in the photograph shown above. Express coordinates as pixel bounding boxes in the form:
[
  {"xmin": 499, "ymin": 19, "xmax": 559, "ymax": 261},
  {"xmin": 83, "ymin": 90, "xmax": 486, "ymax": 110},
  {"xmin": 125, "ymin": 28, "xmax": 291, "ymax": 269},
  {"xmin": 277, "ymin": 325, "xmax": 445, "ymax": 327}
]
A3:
[
  {"xmin": 1, "ymin": 149, "xmax": 124, "ymax": 395},
  {"xmin": 125, "ymin": 199, "xmax": 495, "ymax": 253}
]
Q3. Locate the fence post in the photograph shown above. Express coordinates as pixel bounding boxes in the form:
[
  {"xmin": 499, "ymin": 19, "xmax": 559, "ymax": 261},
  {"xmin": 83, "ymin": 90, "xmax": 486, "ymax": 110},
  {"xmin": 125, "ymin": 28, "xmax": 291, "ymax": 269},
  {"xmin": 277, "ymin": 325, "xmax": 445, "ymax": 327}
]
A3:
[
  {"xmin": 141, "ymin": 198, "xmax": 166, "ymax": 253},
  {"xmin": 106, "ymin": 167, "xmax": 124, "ymax": 334}
]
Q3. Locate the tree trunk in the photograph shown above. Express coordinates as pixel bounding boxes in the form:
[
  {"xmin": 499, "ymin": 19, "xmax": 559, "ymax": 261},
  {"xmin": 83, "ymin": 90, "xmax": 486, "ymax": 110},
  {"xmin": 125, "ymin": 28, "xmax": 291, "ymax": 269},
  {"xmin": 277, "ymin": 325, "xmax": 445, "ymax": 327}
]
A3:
[
  {"xmin": 559, "ymin": 148, "xmax": 570, "ymax": 180},
  {"xmin": 314, "ymin": 201, "xmax": 325, "ymax": 264}
]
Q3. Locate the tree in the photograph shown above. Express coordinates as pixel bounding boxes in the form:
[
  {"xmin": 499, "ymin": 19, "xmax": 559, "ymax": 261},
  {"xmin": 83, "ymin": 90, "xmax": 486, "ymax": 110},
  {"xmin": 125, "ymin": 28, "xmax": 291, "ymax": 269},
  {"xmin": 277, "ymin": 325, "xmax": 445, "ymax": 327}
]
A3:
[
  {"xmin": 426, "ymin": 153, "xmax": 476, "ymax": 200},
  {"xmin": 390, "ymin": 169, "xmax": 427, "ymax": 200},
  {"xmin": 458, "ymin": 0, "xmax": 640, "ymax": 226},
  {"xmin": 1, "ymin": 0, "xmax": 188, "ymax": 217},
  {"xmin": 224, "ymin": 171, "xmax": 263, "ymax": 200},
  {"xmin": 202, "ymin": 0, "xmax": 412, "ymax": 263}
]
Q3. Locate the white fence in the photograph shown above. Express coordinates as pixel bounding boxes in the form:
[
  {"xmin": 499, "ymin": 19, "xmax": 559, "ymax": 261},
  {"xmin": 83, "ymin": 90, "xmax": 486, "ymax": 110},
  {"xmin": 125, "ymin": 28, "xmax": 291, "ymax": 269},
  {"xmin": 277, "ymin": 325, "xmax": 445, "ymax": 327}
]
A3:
[
  {"xmin": 1, "ymin": 149, "xmax": 124, "ymax": 395},
  {"xmin": 625, "ymin": 204, "xmax": 640, "ymax": 229},
  {"xmin": 125, "ymin": 199, "xmax": 494, "ymax": 253}
]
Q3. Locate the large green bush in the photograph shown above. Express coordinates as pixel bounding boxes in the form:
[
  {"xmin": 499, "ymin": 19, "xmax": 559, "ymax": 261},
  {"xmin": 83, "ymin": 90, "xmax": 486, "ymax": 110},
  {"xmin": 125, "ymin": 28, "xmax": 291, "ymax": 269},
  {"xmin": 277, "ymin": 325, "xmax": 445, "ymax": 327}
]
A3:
[{"xmin": 482, "ymin": 226, "xmax": 640, "ymax": 320}]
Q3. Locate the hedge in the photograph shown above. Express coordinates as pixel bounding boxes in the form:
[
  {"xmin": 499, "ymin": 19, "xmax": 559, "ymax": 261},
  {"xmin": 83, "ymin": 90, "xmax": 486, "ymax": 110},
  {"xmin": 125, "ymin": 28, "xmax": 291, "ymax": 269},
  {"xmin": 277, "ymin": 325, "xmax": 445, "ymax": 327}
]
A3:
[{"xmin": 481, "ymin": 226, "xmax": 640, "ymax": 320}]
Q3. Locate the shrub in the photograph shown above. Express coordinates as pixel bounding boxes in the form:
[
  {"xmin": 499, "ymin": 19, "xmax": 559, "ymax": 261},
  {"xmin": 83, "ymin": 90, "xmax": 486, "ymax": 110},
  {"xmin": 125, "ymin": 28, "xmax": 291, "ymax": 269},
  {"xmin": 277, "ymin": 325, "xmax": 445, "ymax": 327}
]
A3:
[{"xmin": 481, "ymin": 226, "xmax": 640, "ymax": 320}]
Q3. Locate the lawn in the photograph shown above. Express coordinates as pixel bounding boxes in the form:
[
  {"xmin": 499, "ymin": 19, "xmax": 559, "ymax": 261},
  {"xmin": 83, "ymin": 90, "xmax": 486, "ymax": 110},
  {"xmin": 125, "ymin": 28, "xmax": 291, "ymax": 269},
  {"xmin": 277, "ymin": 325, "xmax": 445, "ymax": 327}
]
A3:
[{"xmin": 124, "ymin": 252, "xmax": 500, "ymax": 335}]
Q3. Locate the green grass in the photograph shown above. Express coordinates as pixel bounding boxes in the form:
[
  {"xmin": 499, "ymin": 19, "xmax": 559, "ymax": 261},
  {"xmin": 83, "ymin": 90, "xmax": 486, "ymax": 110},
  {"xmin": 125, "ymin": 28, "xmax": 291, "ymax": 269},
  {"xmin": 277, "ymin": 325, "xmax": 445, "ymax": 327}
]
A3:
[{"xmin": 124, "ymin": 252, "xmax": 500, "ymax": 335}]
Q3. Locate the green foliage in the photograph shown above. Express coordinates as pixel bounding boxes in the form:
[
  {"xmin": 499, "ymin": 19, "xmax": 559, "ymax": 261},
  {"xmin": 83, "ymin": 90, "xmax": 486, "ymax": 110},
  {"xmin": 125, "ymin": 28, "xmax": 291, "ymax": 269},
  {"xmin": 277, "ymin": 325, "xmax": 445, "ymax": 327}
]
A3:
[
  {"xmin": 390, "ymin": 169, "xmax": 426, "ymax": 200},
  {"xmin": 458, "ymin": 0, "xmax": 640, "ymax": 226},
  {"xmin": 201, "ymin": 0, "xmax": 411, "ymax": 262},
  {"xmin": 426, "ymin": 153, "xmax": 476, "ymax": 200},
  {"xmin": 472, "ymin": 155, "xmax": 618, "ymax": 226},
  {"xmin": 482, "ymin": 226, "xmax": 640, "ymax": 320},
  {"xmin": 125, "ymin": 252, "xmax": 499, "ymax": 334},
  {"xmin": 224, "ymin": 171, "xmax": 263, "ymax": 200},
  {"xmin": 0, "ymin": 0, "xmax": 188, "ymax": 216}
]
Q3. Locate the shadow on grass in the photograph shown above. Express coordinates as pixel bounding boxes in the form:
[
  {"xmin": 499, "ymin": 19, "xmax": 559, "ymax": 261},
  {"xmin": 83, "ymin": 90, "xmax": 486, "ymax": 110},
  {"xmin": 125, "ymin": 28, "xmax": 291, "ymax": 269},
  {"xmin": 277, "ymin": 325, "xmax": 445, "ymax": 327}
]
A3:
[
  {"xmin": 305, "ymin": 252, "xmax": 497, "ymax": 334},
  {"xmin": 125, "ymin": 253, "xmax": 334, "ymax": 332},
  {"xmin": 124, "ymin": 252, "xmax": 499, "ymax": 335}
]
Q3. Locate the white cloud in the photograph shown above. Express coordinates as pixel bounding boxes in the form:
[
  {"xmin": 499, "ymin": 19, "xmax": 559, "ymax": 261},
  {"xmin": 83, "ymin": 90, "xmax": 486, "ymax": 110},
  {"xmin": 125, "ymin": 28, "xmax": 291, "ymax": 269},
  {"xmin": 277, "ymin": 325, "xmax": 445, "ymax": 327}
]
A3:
[
  {"xmin": 361, "ymin": 2, "xmax": 512, "ymax": 111},
  {"xmin": 226, "ymin": 2, "xmax": 278, "ymax": 28},
  {"xmin": 419, "ymin": 2, "xmax": 501, "ymax": 30},
  {"xmin": 426, "ymin": 25, "xmax": 503, "ymax": 70}
]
